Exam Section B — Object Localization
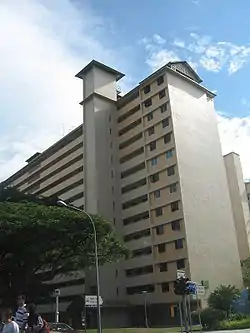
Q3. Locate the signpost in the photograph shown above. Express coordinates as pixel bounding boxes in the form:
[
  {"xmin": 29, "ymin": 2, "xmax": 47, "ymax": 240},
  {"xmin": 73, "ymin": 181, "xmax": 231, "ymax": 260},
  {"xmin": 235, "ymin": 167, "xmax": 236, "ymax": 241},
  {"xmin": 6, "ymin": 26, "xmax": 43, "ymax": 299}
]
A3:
[
  {"xmin": 54, "ymin": 289, "xmax": 60, "ymax": 323},
  {"xmin": 85, "ymin": 295, "xmax": 103, "ymax": 308}
]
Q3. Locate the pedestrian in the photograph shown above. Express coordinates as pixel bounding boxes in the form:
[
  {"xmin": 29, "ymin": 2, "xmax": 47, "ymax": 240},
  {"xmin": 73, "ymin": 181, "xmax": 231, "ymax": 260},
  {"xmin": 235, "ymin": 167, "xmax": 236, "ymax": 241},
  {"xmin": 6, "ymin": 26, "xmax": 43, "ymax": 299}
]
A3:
[
  {"xmin": 1, "ymin": 308, "xmax": 19, "ymax": 333},
  {"xmin": 26, "ymin": 304, "xmax": 43, "ymax": 333},
  {"xmin": 15, "ymin": 295, "xmax": 28, "ymax": 333}
]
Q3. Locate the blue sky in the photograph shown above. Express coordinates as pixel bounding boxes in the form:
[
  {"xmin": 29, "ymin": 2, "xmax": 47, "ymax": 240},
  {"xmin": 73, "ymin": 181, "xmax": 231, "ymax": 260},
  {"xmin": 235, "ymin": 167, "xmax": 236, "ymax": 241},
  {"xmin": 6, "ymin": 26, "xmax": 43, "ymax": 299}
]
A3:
[{"xmin": 0, "ymin": 0, "xmax": 250, "ymax": 180}]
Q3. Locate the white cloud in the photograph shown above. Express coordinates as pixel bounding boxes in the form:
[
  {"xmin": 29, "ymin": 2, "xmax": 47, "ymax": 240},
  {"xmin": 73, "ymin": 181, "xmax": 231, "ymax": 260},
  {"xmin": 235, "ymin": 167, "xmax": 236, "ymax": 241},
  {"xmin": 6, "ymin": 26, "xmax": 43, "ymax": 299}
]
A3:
[
  {"xmin": 0, "ymin": 0, "xmax": 127, "ymax": 181},
  {"xmin": 140, "ymin": 35, "xmax": 180, "ymax": 71},
  {"xmin": 142, "ymin": 32, "xmax": 250, "ymax": 75},
  {"xmin": 146, "ymin": 50, "xmax": 180, "ymax": 71},
  {"xmin": 189, "ymin": 34, "xmax": 250, "ymax": 74},
  {"xmin": 153, "ymin": 34, "xmax": 166, "ymax": 45},
  {"xmin": 218, "ymin": 114, "xmax": 250, "ymax": 179},
  {"xmin": 173, "ymin": 39, "xmax": 185, "ymax": 48},
  {"xmin": 199, "ymin": 57, "xmax": 222, "ymax": 72}
]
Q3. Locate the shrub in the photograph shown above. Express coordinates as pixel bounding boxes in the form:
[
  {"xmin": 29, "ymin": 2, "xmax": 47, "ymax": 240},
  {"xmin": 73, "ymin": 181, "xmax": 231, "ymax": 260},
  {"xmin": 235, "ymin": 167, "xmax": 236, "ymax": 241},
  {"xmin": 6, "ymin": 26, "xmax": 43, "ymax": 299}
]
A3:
[
  {"xmin": 228, "ymin": 312, "xmax": 247, "ymax": 321},
  {"xmin": 207, "ymin": 285, "xmax": 240, "ymax": 313},
  {"xmin": 192, "ymin": 308, "xmax": 226, "ymax": 330},
  {"xmin": 217, "ymin": 317, "xmax": 250, "ymax": 330}
]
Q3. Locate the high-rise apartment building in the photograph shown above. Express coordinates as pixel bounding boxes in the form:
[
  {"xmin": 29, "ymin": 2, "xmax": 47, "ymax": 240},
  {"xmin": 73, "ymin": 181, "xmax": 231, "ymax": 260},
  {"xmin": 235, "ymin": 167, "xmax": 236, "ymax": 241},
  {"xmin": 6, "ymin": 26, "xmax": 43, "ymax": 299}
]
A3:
[
  {"xmin": 1, "ymin": 60, "xmax": 243, "ymax": 327},
  {"xmin": 224, "ymin": 153, "xmax": 250, "ymax": 260}
]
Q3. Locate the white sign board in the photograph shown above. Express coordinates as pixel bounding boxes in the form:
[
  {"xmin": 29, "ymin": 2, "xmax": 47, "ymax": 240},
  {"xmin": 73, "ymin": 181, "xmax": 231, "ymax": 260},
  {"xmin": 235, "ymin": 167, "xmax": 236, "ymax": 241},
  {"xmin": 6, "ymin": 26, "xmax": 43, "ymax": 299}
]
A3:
[
  {"xmin": 85, "ymin": 295, "xmax": 103, "ymax": 308},
  {"xmin": 177, "ymin": 270, "xmax": 186, "ymax": 279},
  {"xmin": 196, "ymin": 284, "xmax": 205, "ymax": 296}
]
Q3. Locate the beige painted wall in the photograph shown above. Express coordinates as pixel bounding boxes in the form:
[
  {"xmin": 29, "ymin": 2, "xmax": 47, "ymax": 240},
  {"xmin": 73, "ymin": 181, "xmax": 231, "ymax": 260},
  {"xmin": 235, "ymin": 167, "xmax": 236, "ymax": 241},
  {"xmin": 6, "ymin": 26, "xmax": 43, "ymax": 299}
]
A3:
[
  {"xmin": 168, "ymin": 71, "xmax": 243, "ymax": 291},
  {"xmin": 224, "ymin": 153, "xmax": 250, "ymax": 260}
]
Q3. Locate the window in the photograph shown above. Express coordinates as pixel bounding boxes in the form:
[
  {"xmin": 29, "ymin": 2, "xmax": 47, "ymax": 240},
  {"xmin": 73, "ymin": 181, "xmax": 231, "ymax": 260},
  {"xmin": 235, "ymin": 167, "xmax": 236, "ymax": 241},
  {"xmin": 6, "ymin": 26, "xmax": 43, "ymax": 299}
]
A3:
[
  {"xmin": 151, "ymin": 157, "xmax": 158, "ymax": 166},
  {"xmin": 116, "ymin": 288, "xmax": 119, "ymax": 296},
  {"xmin": 158, "ymin": 243, "xmax": 166, "ymax": 253},
  {"xmin": 118, "ymin": 105, "xmax": 140, "ymax": 123},
  {"xmin": 169, "ymin": 183, "xmax": 177, "ymax": 193},
  {"xmin": 113, "ymin": 218, "xmax": 116, "ymax": 225},
  {"xmin": 164, "ymin": 133, "xmax": 171, "ymax": 144},
  {"xmin": 156, "ymin": 224, "xmax": 164, "ymax": 234},
  {"xmin": 159, "ymin": 263, "xmax": 168, "ymax": 272},
  {"xmin": 149, "ymin": 141, "xmax": 156, "ymax": 151},
  {"xmin": 161, "ymin": 282, "xmax": 170, "ymax": 293},
  {"xmin": 132, "ymin": 246, "xmax": 152, "ymax": 257},
  {"xmin": 126, "ymin": 265, "xmax": 153, "ymax": 277},
  {"xmin": 112, "ymin": 186, "xmax": 115, "ymax": 194},
  {"xmin": 155, "ymin": 207, "xmax": 163, "ymax": 217},
  {"xmin": 177, "ymin": 259, "xmax": 185, "ymax": 269},
  {"xmin": 171, "ymin": 201, "xmax": 179, "ymax": 212},
  {"xmin": 113, "ymin": 201, "xmax": 115, "ymax": 211},
  {"xmin": 147, "ymin": 112, "xmax": 153, "ymax": 121},
  {"xmin": 116, "ymin": 269, "xmax": 118, "ymax": 277},
  {"xmin": 166, "ymin": 149, "xmax": 173, "ymax": 159},
  {"xmin": 154, "ymin": 190, "xmax": 160, "ymax": 199},
  {"xmin": 160, "ymin": 102, "xmax": 168, "ymax": 113},
  {"xmin": 175, "ymin": 239, "xmax": 184, "ymax": 249},
  {"xmin": 144, "ymin": 85, "xmax": 151, "ymax": 94},
  {"xmin": 167, "ymin": 166, "xmax": 175, "ymax": 176},
  {"xmin": 111, "ymin": 170, "xmax": 114, "ymax": 178},
  {"xmin": 148, "ymin": 126, "xmax": 154, "ymax": 135},
  {"xmin": 157, "ymin": 75, "xmax": 164, "ymax": 85},
  {"xmin": 126, "ymin": 284, "xmax": 155, "ymax": 295},
  {"xmin": 111, "ymin": 155, "xmax": 113, "ymax": 164},
  {"xmin": 123, "ymin": 211, "xmax": 149, "ymax": 226},
  {"xmin": 110, "ymin": 141, "xmax": 113, "ymax": 149},
  {"xmin": 109, "ymin": 128, "xmax": 112, "ymax": 134},
  {"xmin": 144, "ymin": 98, "xmax": 152, "ymax": 108},
  {"xmin": 171, "ymin": 220, "xmax": 180, "ymax": 231},
  {"xmin": 159, "ymin": 89, "xmax": 166, "ymax": 99},
  {"xmin": 124, "ymin": 228, "xmax": 150, "ymax": 242},
  {"xmin": 162, "ymin": 118, "xmax": 169, "ymax": 128},
  {"xmin": 150, "ymin": 173, "xmax": 159, "ymax": 183}
]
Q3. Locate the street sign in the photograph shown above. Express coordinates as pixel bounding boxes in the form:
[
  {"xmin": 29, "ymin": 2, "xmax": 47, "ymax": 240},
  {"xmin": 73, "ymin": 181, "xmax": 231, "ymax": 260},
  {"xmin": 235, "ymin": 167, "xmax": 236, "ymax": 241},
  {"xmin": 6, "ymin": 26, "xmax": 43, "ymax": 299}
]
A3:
[
  {"xmin": 54, "ymin": 289, "xmax": 60, "ymax": 296},
  {"xmin": 85, "ymin": 295, "xmax": 103, "ymax": 308},
  {"xmin": 196, "ymin": 284, "xmax": 205, "ymax": 296},
  {"xmin": 177, "ymin": 270, "xmax": 186, "ymax": 279}
]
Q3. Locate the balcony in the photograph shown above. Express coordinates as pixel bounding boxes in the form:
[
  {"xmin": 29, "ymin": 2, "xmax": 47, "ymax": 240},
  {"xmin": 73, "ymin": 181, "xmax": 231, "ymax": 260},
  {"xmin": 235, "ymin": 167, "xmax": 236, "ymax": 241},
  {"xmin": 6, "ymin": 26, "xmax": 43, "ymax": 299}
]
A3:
[
  {"xmin": 122, "ymin": 200, "xmax": 149, "ymax": 219},
  {"xmin": 122, "ymin": 184, "xmax": 148, "ymax": 202},
  {"xmin": 123, "ymin": 217, "xmax": 151, "ymax": 235}
]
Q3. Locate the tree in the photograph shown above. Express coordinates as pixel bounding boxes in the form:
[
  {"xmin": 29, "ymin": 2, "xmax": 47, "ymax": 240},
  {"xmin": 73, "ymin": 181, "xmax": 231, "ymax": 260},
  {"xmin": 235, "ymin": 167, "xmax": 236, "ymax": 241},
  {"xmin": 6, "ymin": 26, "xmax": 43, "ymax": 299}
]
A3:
[
  {"xmin": 241, "ymin": 257, "xmax": 250, "ymax": 288},
  {"xmin": 207, "ymin": 285, "xmax": 240, "ymax": 313},
  {"xmin": 0, "ymin": 187, "xmax": 128, "ymax": 306}
]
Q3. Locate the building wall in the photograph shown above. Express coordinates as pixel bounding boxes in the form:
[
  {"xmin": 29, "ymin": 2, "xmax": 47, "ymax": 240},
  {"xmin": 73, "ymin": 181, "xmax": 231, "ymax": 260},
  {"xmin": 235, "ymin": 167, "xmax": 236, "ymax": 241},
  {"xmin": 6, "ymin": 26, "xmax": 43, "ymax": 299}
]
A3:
[
  {"xmin": 246, "ymin": 182, "xmax": 250, "ymax": 209},
  {"xmin": 224, "ymin": 153, "xmax": 250, "ymax": 260},
  {"xmin": 167, "ymin": 71, "xmax": 243, "ymax": 291}
]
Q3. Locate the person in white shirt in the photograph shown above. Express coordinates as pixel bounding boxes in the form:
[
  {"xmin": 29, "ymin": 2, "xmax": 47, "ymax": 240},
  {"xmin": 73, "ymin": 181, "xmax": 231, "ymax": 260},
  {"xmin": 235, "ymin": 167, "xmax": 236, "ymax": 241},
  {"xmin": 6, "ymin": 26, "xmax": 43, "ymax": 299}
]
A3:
[
  {"xmin": 1, "ymin": 308, "xmax": 19, "ymax": 333},
  {"xmin": 15, "ymin": 295, "xmax": 28, "ymax": 332}
]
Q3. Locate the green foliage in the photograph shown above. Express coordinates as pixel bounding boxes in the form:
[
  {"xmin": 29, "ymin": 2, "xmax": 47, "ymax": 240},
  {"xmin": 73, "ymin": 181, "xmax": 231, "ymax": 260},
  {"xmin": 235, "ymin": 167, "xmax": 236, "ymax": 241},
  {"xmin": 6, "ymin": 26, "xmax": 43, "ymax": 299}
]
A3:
[
  {"xmin": 228, "ymin": 312, "xmax": 247, "ymax": 321},
  {"xmin": 207, "ymin": 285, "xmax": 240, "ymax": 312},
  {"xmin": 0, "ymin": 187, "xmax": 128, "ymax": 305},
  {"xmin": 217, "ymin": 317, "xmax": 250, "ymax": 330},
  {"xmin": 192, "ymin": 308, "xmax": 226, "ymax": 330},
  {"xmin": 241, "ymin": 257, "xmax": 250, "ymax": 288}
]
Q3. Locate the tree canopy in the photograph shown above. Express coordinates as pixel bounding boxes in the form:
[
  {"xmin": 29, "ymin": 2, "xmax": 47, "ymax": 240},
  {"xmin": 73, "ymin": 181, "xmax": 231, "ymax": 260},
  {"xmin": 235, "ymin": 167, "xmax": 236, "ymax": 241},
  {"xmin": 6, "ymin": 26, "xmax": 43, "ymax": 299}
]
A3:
[
  {"xmin": 0, "ymin": 187, "xmax": 128, "ymax": 305},
  {"xmin": 241, "ymin": 257, "xmax": 250, "ymax": 288},
  {"xmin": 207, "ymin": 284, "xmax": 240, "ymax": 313}
]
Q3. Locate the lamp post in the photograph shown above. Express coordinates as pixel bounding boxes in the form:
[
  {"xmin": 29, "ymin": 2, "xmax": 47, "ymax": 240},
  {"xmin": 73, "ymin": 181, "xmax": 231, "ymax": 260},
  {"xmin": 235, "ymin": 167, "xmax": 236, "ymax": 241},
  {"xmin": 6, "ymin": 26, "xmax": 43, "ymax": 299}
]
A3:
[
  {"xmin": 142, "ymin": 290, "xmax": 148, "ymax": 328},
  {"xmin": 57, "ymin": 200, "xmax": 102, "ymax": 333}
]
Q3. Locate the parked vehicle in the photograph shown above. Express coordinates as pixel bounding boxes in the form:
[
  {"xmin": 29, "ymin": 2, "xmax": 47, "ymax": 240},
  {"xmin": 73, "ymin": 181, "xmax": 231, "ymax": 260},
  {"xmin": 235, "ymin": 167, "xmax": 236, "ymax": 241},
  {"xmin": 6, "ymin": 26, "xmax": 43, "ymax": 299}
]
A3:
[{"xmin": 48, "ymin": 323, "xmax": 76, "ymax": 333}]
